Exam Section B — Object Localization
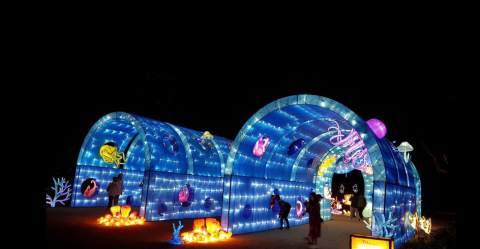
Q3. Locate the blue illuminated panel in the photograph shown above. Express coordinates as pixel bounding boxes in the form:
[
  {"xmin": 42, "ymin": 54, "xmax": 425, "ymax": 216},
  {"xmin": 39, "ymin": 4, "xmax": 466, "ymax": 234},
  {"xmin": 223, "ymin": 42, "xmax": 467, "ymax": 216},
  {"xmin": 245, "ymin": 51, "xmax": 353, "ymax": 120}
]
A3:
[
  {"xmin": 224, "ymin": 175, "xmax": 313, "ymax": 235},
  {"xmin": 142, "ymin": 172, "xmax": 223, "ymax": 221},
  {"xmin": 71, "ymin": 165, "xmax": 143, "ymax": 207}
]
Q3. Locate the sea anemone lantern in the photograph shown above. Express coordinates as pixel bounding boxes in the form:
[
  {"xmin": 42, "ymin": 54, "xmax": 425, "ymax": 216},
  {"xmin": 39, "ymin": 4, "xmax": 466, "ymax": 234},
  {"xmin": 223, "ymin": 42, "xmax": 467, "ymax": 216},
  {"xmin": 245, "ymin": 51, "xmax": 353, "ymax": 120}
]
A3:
[
  {"xmin": 181, "ymin": 218, "xmax": 232, "ymax": 243},
  {"xmin": 96, "ymin": 205, "xmax": 145, "ymax": 226}
]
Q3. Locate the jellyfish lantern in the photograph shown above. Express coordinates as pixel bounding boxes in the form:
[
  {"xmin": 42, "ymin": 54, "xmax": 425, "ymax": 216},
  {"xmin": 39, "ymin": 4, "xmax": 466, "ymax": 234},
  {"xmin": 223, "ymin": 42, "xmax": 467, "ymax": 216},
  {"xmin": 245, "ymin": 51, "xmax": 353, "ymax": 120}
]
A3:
[{"xmin": 397, "ymin": 141, "xmax": 413, "ymax": 163}]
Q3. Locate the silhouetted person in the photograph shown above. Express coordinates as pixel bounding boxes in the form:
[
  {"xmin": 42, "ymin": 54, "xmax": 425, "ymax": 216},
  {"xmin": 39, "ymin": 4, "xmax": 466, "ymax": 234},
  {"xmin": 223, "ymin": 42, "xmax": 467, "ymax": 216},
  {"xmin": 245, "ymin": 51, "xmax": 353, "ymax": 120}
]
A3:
[
  {"xmin": 275, "ymin": 195, "xmax": 291, "ymax": 230},
  {"xmin": 349, "ymin": 193, "xmax": 359, "ymax": 220},
  {"xmin": 302, "ymin": 192, "xmax": 323, "ymax": 249},
  {"xmin": 106, "ymin": 176, "xmax": 118, "ymax": 209},
  {"xmin": 357, "ymin": 193, "xmax": 366, "ymax": 220}
]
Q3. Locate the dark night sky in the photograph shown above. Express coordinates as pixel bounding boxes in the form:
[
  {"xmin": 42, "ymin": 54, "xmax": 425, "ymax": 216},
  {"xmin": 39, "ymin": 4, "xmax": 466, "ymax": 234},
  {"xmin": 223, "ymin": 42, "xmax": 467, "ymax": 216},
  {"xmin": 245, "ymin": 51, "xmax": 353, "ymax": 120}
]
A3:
[{"xmin": 47, "ymin": 36, "xmax": 458, "ymax": 211}]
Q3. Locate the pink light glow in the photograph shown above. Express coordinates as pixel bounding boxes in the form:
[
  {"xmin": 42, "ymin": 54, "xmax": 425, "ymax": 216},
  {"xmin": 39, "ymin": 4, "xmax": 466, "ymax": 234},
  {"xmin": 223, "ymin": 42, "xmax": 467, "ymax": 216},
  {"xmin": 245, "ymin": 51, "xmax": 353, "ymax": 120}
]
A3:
[
  {"xmin": 179, "ymin": 187, "xmax": 189, "ymax": 203},
  {"xmin": 253, "ymin": 136, "xmax": 270, "ymax": 157},
  {"xmin": 366, "ymin": 118, "xmax": 387, "ymax": 139}
]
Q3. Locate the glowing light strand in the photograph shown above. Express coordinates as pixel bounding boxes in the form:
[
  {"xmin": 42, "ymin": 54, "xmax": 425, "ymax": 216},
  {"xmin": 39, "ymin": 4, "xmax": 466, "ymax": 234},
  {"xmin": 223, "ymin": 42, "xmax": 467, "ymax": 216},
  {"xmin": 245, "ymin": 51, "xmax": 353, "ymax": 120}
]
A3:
[{"xmin": 328, "ymin": 120, "xmax": 368, "ymax": 170}]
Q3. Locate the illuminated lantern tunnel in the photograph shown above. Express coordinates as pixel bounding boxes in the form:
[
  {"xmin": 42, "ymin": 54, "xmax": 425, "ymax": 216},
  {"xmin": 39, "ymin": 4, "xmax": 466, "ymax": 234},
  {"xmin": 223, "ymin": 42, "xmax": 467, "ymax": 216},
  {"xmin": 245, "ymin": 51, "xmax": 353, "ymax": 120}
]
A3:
[
  {"xmin": 220, "ymin": 95, "xmax": 421, "ymax": 249},
  {"xmin": 72, "ymin": 112, "xmax": 232, "ymax": 221},
  {"xmin": 72, "ymin": 94, "xmax": 422, "ymax": 249}
]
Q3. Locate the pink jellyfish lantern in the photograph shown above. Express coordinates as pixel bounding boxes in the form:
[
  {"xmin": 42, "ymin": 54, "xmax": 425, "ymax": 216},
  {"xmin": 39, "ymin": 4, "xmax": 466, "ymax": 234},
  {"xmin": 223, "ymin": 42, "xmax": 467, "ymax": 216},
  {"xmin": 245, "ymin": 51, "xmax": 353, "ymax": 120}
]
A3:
[{"xmin": 366, "ymin": 118, "xmax": 387, "ymax": 139}]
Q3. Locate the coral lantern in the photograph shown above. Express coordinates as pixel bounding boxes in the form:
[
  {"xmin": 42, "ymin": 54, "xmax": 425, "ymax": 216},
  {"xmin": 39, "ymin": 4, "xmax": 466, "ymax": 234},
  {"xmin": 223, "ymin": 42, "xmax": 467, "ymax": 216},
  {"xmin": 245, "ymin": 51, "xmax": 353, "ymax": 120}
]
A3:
[
  {"xmin": 110, "ymin": 205, "xmax": 121, "ymax": 216},
  {"xmin": 121, "ymin": 205, "xmax": 131, "ymax": 218}
]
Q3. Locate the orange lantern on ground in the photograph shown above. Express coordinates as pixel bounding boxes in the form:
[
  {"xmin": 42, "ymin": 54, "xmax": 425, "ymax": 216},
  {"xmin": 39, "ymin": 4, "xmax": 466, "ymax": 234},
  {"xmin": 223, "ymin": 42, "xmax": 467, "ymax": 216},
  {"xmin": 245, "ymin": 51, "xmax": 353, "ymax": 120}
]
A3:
[
  {"xmin": 110, "ymin": 205, "xmax": 121, "ymax": 216},
  {"xmin": 121, "ymin": 205, "xmax": 131, "ymax": 218},
  {"xmin": 193, "ymin": 218, "xmax": 205, "ymax": 231}
]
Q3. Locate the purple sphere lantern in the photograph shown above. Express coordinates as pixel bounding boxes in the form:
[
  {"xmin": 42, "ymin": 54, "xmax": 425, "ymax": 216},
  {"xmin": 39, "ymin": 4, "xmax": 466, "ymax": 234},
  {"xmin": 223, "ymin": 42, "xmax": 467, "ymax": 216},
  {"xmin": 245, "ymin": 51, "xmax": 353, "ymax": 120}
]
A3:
[{"xmin": 366, "ymin": 118, "xmax": 387, "ymax": 139}]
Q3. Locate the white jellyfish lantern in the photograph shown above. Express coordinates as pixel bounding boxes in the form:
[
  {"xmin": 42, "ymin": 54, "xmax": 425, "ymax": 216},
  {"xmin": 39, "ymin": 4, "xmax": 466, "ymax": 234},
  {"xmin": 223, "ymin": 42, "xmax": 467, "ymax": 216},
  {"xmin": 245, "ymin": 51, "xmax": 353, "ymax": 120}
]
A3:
[{"xmin": 397, "ymin": 141, "xmax": 414, "ymax": 163}]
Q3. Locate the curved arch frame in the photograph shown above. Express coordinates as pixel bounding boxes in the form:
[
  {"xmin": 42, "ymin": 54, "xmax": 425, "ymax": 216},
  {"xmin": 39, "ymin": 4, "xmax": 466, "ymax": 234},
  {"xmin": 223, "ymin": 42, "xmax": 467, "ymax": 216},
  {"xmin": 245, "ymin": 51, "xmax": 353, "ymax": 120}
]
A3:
[{"xmin": 221, "ymin": 94, "xmax": 420, "ymax": 246}]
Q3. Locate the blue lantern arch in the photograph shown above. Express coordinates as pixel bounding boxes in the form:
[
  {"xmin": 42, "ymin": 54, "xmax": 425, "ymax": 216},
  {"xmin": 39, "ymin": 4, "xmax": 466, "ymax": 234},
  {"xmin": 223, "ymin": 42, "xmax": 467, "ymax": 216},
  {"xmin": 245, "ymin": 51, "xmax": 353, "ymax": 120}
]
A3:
[
  {"xmin": 72, "ymin": 111, "xmax": 232, "ymax": 221},
  {"xmin": 220, "ymin": 95, "xmax": 421, "ymax": 248}
]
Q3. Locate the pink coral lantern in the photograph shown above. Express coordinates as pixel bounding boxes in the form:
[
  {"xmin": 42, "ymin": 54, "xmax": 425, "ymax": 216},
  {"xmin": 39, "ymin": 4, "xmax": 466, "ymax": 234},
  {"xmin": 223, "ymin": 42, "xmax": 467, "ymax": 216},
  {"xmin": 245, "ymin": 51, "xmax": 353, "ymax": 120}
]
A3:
[{"xmin": 366, "ymin": 118, "xmax": 387, "ymax": 139}]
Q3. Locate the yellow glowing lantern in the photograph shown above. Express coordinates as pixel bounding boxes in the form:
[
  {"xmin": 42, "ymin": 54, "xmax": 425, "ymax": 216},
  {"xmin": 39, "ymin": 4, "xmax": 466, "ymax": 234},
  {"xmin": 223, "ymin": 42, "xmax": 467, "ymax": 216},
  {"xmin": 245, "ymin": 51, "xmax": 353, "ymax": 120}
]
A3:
[
  {"xmin": 129, "ymin": 211, "xmax": 138, "ymax": 218},
  {"xmin": 121, "ymin": 205, "xmax": 131, "ymax": 218},
  {"xmin": 419, "ymin": 216, "xmax": 432, "ymax": 234},
  {"xmin": 193, "ymin": 218, "xmax": 205, "ymax": 231},
  {"xmin": 201, "ymin": 131, "xmax": 214, "ymax": 140},
  {"xmin": 365, "ymin": 166, "xmax": 373, "ymax": 175},
  {"xmin": 218, "ymin": 230, "xmax": 232, "ymax": 240},
  {"xmin": 181, "ymin": 218, "xmax": 231, "ymax": 243},
  {"xmin": 110, "ymin": 205, "xmax": 121, "ymax": 216},
  {"xmin": 344, "ymin": 194, "xmax": 352, "ymax": 205},
  {"xmin": 97, "ymin": 205, "xmax": 145, "ymax": 227},
  {"xmin": 318, "ymin": 156, "xmax": 336, "ymax": 176},
  {"xmin": 350, "ymin": 234, "xmax": 394, "ymax": 249},
  {"xmin": 99, "ymin": 143, "xmax": 127, "ymax": 169},
  {"xmin": 409, "ymin": 212, "xmax": 419, "ymax": 230},
  {"xmin": 206, "ymin": 218, "xmax": 220, "ymax": 234}
]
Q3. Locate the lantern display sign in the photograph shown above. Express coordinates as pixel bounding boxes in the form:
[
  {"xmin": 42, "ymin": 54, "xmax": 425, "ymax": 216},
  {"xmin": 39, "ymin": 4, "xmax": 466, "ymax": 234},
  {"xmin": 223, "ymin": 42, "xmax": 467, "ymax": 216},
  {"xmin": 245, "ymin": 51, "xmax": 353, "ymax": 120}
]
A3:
[{"xmin": 350, "ymin": 234, "xmax": 394, "ymax": 249}]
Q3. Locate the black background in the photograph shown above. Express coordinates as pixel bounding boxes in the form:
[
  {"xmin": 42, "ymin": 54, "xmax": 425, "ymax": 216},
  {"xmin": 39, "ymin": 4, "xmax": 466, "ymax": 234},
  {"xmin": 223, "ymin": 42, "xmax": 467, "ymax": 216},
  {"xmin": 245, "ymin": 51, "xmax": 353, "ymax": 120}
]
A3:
[{"xmin": 45, "ymin": 25, "xmax": 458, "ymax": 213}]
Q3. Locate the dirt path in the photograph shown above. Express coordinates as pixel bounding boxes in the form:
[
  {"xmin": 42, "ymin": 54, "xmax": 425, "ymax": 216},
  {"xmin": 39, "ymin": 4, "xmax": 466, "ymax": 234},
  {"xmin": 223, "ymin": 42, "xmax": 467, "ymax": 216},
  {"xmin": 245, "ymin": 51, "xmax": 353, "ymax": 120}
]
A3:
[{"xmin": 46, "ymin": 206, "xmax": 455, "ymax": 249}]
